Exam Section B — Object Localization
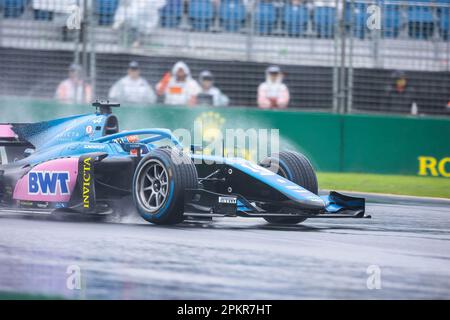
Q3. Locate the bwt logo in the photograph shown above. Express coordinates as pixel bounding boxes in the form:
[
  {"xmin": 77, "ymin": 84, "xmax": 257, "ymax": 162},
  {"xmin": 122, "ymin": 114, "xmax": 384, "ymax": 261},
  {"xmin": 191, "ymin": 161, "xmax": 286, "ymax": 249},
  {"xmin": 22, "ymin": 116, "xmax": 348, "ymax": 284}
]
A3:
[{"xmin": 28, "ymin": 171, "xmax": 71, "ymax": 195}]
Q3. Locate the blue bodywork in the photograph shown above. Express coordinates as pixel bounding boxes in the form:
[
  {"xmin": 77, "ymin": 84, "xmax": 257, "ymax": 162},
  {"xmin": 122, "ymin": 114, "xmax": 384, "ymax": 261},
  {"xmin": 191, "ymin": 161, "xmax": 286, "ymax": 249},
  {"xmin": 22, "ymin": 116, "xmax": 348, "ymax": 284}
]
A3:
[{"xmin": 12, "ymin": 113, "xmax": 170, "ymax": 164}]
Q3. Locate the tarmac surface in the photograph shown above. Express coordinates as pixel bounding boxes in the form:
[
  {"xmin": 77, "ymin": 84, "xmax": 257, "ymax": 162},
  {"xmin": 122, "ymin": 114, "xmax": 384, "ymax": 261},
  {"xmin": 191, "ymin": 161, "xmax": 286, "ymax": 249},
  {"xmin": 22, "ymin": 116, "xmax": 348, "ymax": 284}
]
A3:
[{"xmin": 0, "ymin": 198, "xmax": 449, "ymax": 299}]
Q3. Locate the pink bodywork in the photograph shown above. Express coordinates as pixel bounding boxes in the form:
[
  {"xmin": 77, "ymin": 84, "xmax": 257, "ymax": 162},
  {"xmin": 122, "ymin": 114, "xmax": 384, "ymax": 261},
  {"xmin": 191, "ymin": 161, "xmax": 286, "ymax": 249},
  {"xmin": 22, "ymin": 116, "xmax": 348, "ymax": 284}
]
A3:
[
  {"xmin": 0, "ymin": 125, "xmax": 16, "ymax": 139},
  {"xmin": 14, "ymin": 158, "xmax": 79, "ymax": 202}
]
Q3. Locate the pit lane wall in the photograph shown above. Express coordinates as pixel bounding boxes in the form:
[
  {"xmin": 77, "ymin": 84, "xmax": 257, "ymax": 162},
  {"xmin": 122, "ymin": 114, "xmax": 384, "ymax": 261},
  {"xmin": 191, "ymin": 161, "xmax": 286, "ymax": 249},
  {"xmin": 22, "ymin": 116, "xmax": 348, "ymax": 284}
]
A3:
[{"xmin": 0, "ymin": 98, "xmax": 449, "ymax": 177}]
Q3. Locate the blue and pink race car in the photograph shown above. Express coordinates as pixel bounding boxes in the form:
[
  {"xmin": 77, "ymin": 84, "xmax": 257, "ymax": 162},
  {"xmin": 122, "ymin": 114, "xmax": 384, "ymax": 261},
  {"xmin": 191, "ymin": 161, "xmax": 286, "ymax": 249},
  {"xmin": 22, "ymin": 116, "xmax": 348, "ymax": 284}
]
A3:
[{"xmin": 0, "ymin": 101, "xmax": 368, "ymax": 225}]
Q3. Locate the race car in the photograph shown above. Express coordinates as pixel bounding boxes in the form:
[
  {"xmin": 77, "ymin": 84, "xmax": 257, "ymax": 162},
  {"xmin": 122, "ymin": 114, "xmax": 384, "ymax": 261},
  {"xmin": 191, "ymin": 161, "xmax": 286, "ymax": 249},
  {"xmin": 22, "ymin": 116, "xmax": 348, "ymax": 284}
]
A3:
[{"xmin": 0, "ymin": 101, "xmax": 368, "ymax": 225}]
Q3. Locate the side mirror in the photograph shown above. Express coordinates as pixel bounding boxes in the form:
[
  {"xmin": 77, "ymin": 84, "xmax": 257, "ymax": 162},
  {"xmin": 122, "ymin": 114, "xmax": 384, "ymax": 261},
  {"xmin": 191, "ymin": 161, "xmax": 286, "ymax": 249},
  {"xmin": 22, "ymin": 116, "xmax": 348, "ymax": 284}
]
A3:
[{"xmin": 24, "ymin": 148, "xmax": 35, "ymax": 157}]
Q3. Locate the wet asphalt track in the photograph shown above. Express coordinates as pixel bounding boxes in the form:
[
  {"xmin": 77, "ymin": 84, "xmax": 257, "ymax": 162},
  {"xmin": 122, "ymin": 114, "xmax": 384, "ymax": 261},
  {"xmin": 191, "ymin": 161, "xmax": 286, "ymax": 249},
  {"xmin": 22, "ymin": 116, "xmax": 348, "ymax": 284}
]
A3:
[{"xmin": 0, "ymin": 199, "xmax": 449, "ymax": 299}]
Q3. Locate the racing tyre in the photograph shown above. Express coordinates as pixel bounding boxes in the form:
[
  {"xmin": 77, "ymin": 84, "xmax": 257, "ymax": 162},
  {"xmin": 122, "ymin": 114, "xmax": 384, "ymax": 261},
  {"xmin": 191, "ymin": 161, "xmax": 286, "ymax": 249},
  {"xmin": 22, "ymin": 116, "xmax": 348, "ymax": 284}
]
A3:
[
  {"xmin": 260, "ymin": 151, "xmax": 318, "ymax": 224},
  {"xmin": 132, "ymin": 148, "xmax": 198, "ymax": 225}
]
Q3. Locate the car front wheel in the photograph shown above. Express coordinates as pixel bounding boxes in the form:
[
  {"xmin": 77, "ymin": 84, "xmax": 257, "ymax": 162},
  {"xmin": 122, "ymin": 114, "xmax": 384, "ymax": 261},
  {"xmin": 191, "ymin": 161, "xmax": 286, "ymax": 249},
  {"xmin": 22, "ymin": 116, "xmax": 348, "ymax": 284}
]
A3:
[
  {"xmin": 132, "ymin": 148, "xmax": 198, "ymax": 225},
  {"xmin": 260, "ymin": 151, "xmax": 318, "ymax": 224}
]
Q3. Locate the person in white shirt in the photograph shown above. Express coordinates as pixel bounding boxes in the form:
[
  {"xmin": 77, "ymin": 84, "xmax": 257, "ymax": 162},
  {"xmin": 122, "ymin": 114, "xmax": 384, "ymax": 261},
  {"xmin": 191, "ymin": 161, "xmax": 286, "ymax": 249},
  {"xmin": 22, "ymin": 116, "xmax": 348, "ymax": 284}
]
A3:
[
  {"xmin": 257, "ymin": 65, "xmax": 290, "ymax": 109},
  {"xmin": 156, "ymin": 61, "xmax": 201, "ymax": 106},
  {"xmin": 108, "ymin": 61, "xmax": 156, "ymax": 105},
  {"xmin": 55, "ymin": 63, "xmax": 92, "ymax": 104},
  {"xmin": 197, "ymin": 70, "xmax": 229, "ymax": 107}
]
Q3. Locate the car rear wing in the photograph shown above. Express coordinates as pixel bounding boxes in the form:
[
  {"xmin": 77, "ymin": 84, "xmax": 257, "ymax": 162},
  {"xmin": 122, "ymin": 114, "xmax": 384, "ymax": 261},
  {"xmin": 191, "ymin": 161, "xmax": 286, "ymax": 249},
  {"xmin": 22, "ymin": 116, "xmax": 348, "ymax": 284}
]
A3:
[
  {"xmin": 0, "ymin": 125, "xmax": 16, "ymax": 140},
  {"xmin": 0, "ymin": 124, "xmax": 33, "ymax": 147}
]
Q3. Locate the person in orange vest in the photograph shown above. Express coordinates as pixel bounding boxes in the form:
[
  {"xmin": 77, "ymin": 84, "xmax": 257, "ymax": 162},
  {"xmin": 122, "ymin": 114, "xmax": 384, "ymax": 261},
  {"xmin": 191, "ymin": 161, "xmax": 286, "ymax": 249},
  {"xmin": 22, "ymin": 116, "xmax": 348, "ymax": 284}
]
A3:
[
  {"xmin": 156, "ymin": 61, "xmax": 201, "ymax": 106},
  {"xmin": 55, "ymin": 63, "xmax": 92, "ymax": 104}
]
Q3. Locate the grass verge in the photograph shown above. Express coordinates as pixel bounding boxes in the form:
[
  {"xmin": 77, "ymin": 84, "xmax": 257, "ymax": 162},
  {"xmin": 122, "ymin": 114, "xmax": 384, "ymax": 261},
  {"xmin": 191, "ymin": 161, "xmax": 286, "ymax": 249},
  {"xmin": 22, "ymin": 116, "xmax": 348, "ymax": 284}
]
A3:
[{"xmin": 317, "ymin": 172, "xmax": 450, "ymax": 199}]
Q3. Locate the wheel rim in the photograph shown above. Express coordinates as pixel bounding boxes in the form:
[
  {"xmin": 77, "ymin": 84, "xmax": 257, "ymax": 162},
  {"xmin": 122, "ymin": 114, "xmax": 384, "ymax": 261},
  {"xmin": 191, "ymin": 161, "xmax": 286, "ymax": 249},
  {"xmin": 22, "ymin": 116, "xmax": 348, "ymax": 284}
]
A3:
[{"xmin": 136, "ymin": 159, "xmax": 169, "ymax": 213}]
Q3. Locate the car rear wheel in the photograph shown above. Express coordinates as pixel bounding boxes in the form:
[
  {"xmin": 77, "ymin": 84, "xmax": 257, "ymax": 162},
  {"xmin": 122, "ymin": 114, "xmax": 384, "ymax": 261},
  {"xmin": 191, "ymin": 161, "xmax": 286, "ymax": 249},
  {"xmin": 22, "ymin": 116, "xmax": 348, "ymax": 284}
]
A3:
[
  {"xmin": 133, "ymin": 148, "xmax": 198, "ymax": 225},
  {"xmin": 260, "ymin": 151, "xmax": 318, "ymax": 224}
]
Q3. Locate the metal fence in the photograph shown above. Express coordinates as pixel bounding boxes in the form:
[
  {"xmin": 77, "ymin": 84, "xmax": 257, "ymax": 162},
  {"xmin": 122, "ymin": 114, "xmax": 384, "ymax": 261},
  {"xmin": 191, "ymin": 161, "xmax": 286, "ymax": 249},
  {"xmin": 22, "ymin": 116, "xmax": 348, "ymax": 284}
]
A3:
[{"xmin": 0, "ymin": 0, "xmax": 449, "ymax": 115}]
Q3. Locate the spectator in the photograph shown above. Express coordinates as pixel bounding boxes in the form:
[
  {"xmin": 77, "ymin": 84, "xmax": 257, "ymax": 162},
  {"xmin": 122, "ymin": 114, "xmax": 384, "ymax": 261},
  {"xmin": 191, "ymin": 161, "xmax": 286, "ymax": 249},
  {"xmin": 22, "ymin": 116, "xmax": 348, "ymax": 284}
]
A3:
[
  {"xmin": 384, "ymin": 70, "xmax": 417, "ymax": 114},
  {"xmin": 108, "ymin": 61, "xmax": 156, "ymax": 105},
  {"xmin": 156, "ymin": 61, "xmax": 201, "ymax": 106},
  {"xmin": 257, "ymin": 65, "xmax": 290, "ymax": 109},
  {"xmin": 113, "ymin": 0, "xmax": 166, "ymax": 48},
  {"xmin": 55, "ymin": 63, "xmax": 92, "ymax": 104},
  {"xmin": 196, "ymin": 70, "xmax": 229, "ymax": 107}
]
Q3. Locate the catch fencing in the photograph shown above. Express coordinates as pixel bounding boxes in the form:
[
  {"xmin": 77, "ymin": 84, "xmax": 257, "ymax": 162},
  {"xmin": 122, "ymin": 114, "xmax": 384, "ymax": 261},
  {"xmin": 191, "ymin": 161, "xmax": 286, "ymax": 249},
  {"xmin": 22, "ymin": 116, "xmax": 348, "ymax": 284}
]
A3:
[{"xmin": 0, "ymin": 0, "xmax": 449, "ymax": 115}]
